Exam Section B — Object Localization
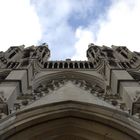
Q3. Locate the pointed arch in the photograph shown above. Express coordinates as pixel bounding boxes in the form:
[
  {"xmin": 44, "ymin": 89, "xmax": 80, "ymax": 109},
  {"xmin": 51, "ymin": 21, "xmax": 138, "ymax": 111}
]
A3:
[{"xmin": 0, "ymin": 101, "xmax": 139, "ymax": 140}]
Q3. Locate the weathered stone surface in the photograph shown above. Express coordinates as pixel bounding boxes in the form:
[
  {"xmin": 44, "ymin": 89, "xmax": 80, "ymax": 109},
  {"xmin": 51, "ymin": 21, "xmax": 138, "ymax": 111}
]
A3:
[{"xmin": 0, "ymin": 43, "xmax": 140, "ymax": 139}]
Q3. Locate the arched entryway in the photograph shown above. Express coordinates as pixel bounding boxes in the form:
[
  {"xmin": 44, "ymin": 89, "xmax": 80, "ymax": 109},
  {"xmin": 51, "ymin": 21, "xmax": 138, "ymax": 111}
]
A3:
[{"xmin": 0, "ymin": 101, "xmax": 139, "ymax": 140}]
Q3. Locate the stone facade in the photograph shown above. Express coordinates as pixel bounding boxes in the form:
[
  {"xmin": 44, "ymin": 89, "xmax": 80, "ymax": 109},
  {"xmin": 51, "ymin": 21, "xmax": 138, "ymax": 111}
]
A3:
[{"xmin": 0, "ymin": 43, "xmax": 140, "ymax": 139}]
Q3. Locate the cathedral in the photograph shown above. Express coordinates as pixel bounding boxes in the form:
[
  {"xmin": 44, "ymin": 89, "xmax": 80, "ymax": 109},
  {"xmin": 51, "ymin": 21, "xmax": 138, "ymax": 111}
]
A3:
[{"xmin": 0, "ymin": 43, "xmax": 140, "ymax": 140}]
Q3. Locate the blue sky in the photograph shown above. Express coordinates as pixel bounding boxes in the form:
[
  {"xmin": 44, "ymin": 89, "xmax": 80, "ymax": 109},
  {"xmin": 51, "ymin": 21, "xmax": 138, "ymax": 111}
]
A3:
[
  {"xmin": 67, "ymin": 0, "xmax": 111, "ymax": 29},
  {"xmin": 0, "ymin": 0, "xmax": 140, "ymax": 60}
]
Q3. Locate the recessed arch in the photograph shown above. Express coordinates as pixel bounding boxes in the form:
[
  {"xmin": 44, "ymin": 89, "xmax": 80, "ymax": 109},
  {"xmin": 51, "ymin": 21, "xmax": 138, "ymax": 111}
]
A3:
[
  {"xmin": 64, "ymin": 62, "xmax": 68, "ymax": 68},
  {"xmin": 33, "ymin": 71, "xmax": 105, "ymax": 89},
  {"xmin": 44, "ymin": 62, "xmax": 48, "ymax": 68},
  {"xmin": 80, "ymin": 62, "xmax": 84, "ymax": 68},
  {"xmin": 48, "ymin": 62, "xmax": 53, "ymax": 68},
  {"xmin": 85, "ymin": 62, "xmax": 89, "ymax": 69},
  {"xmin": 69, "ymin": 62, "xmax": 73, "ymax": 68},
  {"xmin": 0, "ymin": 101, "xmax": 139, "ymax": 140},
  {"xmin": 75, "ymin": 63, "xmax": 78, "ymax": 68},
  {"xmin": 54, "ymin": 62, "xmax": 58, "ymax": 68},
  {"xmin": 59, "ymin": 62, "xmax": 63, "ymax": 68}
]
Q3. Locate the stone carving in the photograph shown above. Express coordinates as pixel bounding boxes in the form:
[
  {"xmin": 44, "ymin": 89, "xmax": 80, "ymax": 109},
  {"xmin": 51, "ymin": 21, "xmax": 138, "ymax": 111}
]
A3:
[
  {"xmin": 71, "ymin": 79, "xmax": 126, "ymax": 110},
  {"xmin": 14, "ymin": 103, "xmax": 21, "ymax": 110},
  {"xmin": 0, "ymin": 44, "xmax": 140, "ymax": 122},
  {"xmin": 24, "ymin": 79, "xmax": 106, "ymax": 107},
  {"xmin": 22, "ymin": 100, "xmax": 29, "ymax": 106}
]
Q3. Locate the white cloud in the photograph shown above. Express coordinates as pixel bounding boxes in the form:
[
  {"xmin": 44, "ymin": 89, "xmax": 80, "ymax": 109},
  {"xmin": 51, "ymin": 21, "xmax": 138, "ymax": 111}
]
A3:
[
  {"xmin": 31, "ymin": 0, "xmax": 75, "ymax": 59},
  {"xmin": 3, "ymin": 0, "xmax": 139, "ymax": 60},
  {"xmin": 72, "ymin": 27, "xmax": 94, "ymax": 60},
  {"xmin": 95, "ymin": 0, "xmax": 140, "ymax": 52},
  {"xmin": 0, "ymin": 0, "xmax": 41, "ymax": 51},
  {"xmin": 31, "ymin": 0, "xmax": 97, "ymax": 60},
  {"xmin": 72, "ymin": 0, "xmax": 140, "ymax": 60}
]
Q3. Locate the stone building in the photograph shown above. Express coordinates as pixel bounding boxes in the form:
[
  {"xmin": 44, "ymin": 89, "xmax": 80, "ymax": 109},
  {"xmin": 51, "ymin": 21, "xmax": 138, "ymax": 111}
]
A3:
[{"xmin": 0, "ymin": 43, "xmax": 140, "ymax": 140}]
